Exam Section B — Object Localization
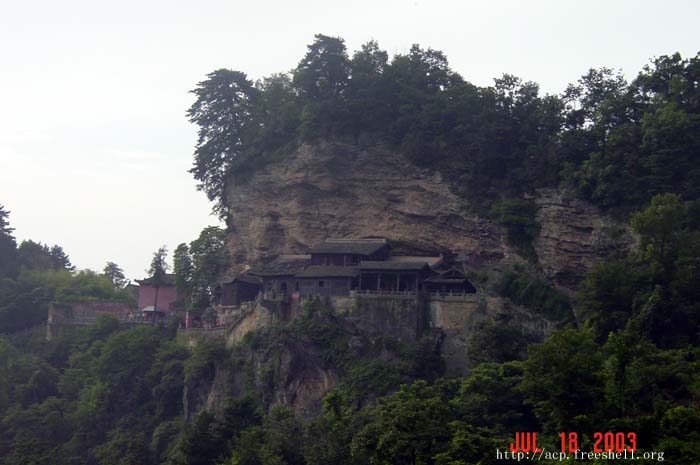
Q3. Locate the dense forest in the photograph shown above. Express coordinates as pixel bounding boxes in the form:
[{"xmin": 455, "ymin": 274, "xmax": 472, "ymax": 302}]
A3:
[
  {"xmin": 1, "ymin": 193, "xmax": 700, "ymax": 464},
  {"xmin": 1, "ymin": 35, "xmax": 700, "ymax": 464},
  {"xmin": 188, "ymin": 35, "xmax": 700, "ymax": 221}
]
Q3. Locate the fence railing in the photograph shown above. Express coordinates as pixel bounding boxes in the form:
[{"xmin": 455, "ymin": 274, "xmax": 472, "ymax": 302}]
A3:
[
  {"xmin": 350, "ymin": 290, "xmax": 418, "ymax": 297},
  {"xmin": 426, "ymin": 292, "xmax": 479, "ymax": 301},
  {"xmin": 48, "ymin": 315, "xmax": 166, "ymax": 325}
]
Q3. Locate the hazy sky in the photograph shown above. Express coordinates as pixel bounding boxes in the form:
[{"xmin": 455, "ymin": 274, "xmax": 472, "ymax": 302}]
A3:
[{"xmin": 1, "ymin": 0, "xmax": 698, "ymax": 280}]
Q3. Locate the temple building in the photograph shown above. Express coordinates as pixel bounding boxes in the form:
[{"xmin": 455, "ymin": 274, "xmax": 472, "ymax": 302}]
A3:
[
  {"xmin": 135, "ymin": 273, "xmax": 181, "ymax": 315},
  {"xmin": 213, "ymin": 273, "xmax": 262, "ymax": 306},
  {"xmin": 423, "ymin": 267, "xmax": 477, "ymax": 294},
  {"xmin": 240, "ymin": 237, "xmax": 476, "ymax": 302}
]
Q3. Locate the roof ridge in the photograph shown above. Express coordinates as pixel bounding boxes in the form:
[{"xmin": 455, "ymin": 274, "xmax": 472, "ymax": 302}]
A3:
[{"xmin": 324, "ymin": 238, "xmax": 387, "ymax": 242}]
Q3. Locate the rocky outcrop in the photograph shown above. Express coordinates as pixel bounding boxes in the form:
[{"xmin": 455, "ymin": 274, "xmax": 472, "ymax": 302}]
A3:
[
  {"xmin": 248, "ymin": 339, "xmax": 339, "ymax": 416},
  {"xmin": 224, "ymin": 143, "xmax": 631, "ymax": 286},
  {"xmin": 212, "ymin": 142, "xmax": 637, "ymax": 388},
  {"xmin": 185, "ymin": 143, "xmax": 636, "ymax": 419},
  {"xmin": 225, "ymin": 142, "xmax": 506, "ymax": 266},
  {"xmin": 533, "ymin": 189, "xmax": 634, "ymax": 290}
]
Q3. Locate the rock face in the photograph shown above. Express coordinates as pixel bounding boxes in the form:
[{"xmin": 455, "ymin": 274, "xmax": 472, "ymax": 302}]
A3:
[
  {"xmin": 191, "ymin": 142, "xmax": 636, "ymax": 416},
  {"xmin": 533, "ymin": 189, "xmax": 635, "ymax": 290},
  {"xmin": 225, "ymin": 142, "xmax": 506, "ymax": 266},
  {"xmin": 225, "ymin": 142, "xmax": 631, "ymax": 286}
]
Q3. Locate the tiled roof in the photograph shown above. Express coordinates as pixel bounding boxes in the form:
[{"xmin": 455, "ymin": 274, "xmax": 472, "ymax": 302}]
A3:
[
  {"xmin": 249, "ymin": 255, "xmax": 311, "ymax": 276},
  {"xmin": 220, "ymin": 273, "xmax": 262, "ymax": 285},
  {"xmin": 359, "ymin": 260, "xmax": 430, "ymax": 271},
  {"xmin": 135, "ymin": 273, "xmax": 176, "ymax": 286},
  {"xmin": 295, "ymin": 266, "xmax": 360, "ymax": 278},
  {"xmin": 309, "ymin": 238, "xmax": 389, "ymax": 256}
]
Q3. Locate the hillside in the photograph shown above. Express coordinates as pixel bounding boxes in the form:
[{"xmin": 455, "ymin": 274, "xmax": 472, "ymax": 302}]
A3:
[
  {"xmin": 223, "ymin": 141, "xmax": 632, "ymax": 291},
  {"xmin": 0, "ymin": 34, "xmax": 699, "ymax": 465}
]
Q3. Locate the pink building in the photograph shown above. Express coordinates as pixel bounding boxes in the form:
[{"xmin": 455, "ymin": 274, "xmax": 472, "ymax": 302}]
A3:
[{"xmin": 135, "ymin": 274, "xmax": 181, "ymax": 315}]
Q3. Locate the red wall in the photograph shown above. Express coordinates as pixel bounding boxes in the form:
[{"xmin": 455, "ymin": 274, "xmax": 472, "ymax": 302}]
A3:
[{"xmin": 138, "ymin": 284, "xmax": 179, "ymax": 313}]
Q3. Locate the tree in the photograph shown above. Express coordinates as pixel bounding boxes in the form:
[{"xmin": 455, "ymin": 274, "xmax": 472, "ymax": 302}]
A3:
[
  {"xmin": 17, "ymin": 240, "xmax": 54, "ymax": 270},
  {"xmin": 173, "ymin": 243, "xmax": 193, "ymax": 297},
  {"xmin": 188, "ymin": 69, "xmax": 258, "ymax": 214},
  {"xmin": 147, "ymin": 246, "xmax": 169, "ymax": 318},
  {"xmin": 103, "ymin": 261, "xmax": 128, "ymax": 289},
  {"xmin": 347, "ymin": 40, "xmax": 391, "ymax": 136},
  {"xmin": 293, "ymin": 34, "xmax": 350, "ymax": 102},
  {"xmin": 49, "ymin": 245, "xmax": 74, "ymax": 271},
  {"xmin": 352, "ymin": 380, "xmax": 456, "ymax": 465},
  {"xmin": 387, "ymin": 44, "xmax": 461, "ymax": 94},
  {"xmin": 577, "ymin": 258, "xmax": 641, "ymax": 341},
  {"xmin": 252, "ymin": 74, "xmax": 301, "ymax": 151},
  {"xmin": 293, "ymin": 34, "xmax": 351, "ymax": 139},
  {"xmin": 0, "ymin": 204, "xmax": 17, "ymax": 279},
  {"xmin": 14, "ymin": 241, "xmax": 74, "ymax": 272},
  {"xmin": 188, "ymin": 227, "xmax": 228, "ymax": 312},
  {"xmin": 0, "ymin": 204, "xmax": 14, "ymax": 236},
  {"xmin": 521, "ymin": 328, "xmax": 604, "ymax": 434}
]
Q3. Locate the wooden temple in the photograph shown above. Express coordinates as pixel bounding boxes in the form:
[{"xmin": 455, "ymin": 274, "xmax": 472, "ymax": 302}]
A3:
[{"xmin": 215, "ymin": 238, "xmax": 477, "ymax": 305}]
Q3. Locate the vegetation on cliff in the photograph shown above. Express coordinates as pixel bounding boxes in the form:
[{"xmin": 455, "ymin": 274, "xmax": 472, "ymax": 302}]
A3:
[
  {"xmin": 0, "ymin": 206, "xmax": 133, "ymax": 333},
  {"xmin": 0, "ymin": 194, "xmax": 699, "ymax": 463},
  {"xmin": 188, "ymin": 35, "xmax": 700, "ymax": 219},
  {"xmin": 2, "ymin": 33, "xmax": 700, "ymax": 464},
  {"xmin": 1, "ymin": 191, "xmax": 698, "ymax": 463},
  {"xmin": 173, "ymin": 226, "xmax": 228, "ymax": 314}
]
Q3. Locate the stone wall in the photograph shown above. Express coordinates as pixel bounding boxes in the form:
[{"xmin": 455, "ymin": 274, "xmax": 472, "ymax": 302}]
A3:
[
  {"xmin": 46, "ymin": 301, "xmax": 136, "ymax": 339},
  {"xmin": 226, "ymin": 300, "xmax": 276, "ymax": 347},
  {"xmin": 333, "ymin": 292, "xmax": 423, "ymax": 341},
  {"xmin": 428, "ymin": 294, "xmax": 481, "ymax": 331}
]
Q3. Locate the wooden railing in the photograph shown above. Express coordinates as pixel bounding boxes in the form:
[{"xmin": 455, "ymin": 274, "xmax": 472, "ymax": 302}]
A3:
[
  {"xmin": 426, "ymin": 292, "xmax": 479, "ymax": 301},
  {"xmin": 48, "ymin": 314, "xmax": 167, "ymax": 325},
  {"xmin": 350, "ymin": 290, "xmax": 418, "ymax": 297}
]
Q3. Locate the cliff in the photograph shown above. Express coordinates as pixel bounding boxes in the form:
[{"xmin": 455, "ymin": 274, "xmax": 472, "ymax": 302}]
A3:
[
  {"xmin": 173, "ymin": 142, "xmax": 637, "ymax": 417},
  {"xmin": 225, "ymin": 143, "xmax": 502, "ymax": 264},
  {"xmin": 224, "ymin": 142, "xmax": 632, "ymax": 287}
]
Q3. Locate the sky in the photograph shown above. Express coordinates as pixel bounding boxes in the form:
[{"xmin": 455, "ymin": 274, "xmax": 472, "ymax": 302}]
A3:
[{"xmin": 1, "ymin": 0, "xmax": 698, "ymax": 281}]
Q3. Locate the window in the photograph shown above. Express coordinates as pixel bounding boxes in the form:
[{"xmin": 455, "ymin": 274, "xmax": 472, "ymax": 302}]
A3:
[{"xmin": 318, "ymin": 281, "xmax": 324, "ymax": 288}]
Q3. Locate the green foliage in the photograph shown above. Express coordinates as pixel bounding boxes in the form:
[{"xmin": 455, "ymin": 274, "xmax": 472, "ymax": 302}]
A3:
[
  {"xmin": 173, "ymin": 243, "xmax": 193, "ymax": 296},
  {"xmin": 567, "ymin": 53, "xmax": 700, "ymax": 214},
  {"xmin": 0, "ymin": 269, "xmax": 133, "ymax": 333},
  {"xmin": 351, "ymin": 380, "xmax": 457, "ymax": 465},
  {"xmin": 496, "ymin": 271, "xmax": 574, "ymax": 322},
  {"xmin": 489, "ymin": 198, "xmax": 540, "ymax": 258},
  {"xmin": 103, "ymin": 261, "xmax": 128, "ymax": 289},
  {"xmin": 578, "ymin": 194, "xmax": 700, "ymax": 346},
  {"xmin": 148, "ymin": 245, "xmax": 169, "ymax": 284},
  {"xmin": 16, "ymin": 240, "xmax": 74, "ymax": 272},
  {"xmin": 183, "ymin": 339, "xmax": 226, "ymax": 384},
  {"xmin": 187, "ymin": 69, "xmax": 258, "ymax": 213},
  {"xmin": 468, "ymin": 315, "xmax": 538, "ymax": 363},
  {"xmin": 453, "ymin": 362, "xmax": 535, "ymax": 434},
  {"xmin": 0, "ymin": 205, "xmax": 18, "ymax": 280},
  {"xmin": 3, "ymin": 187, "xmax": 700, "ymax": 465},
  {"xmin": 2, "ymin": 265, "xmax": 700, "ymax": 465},
  {"xmin": 187, "ymin": 36, "xmax": 699, "ymax": 224},
  {"xmin": 239, "ymin": 303, "xmax": 445, "ymax": 408},
  {"xmin": 293, "ymin": 34, "xmax": 350, "ymax": 101},
  {"xmin": 173, "ymin": 226, "xmax": 228, "ymax": 313},
  {"xmin": 0, "ymin": 208, "xmax": 108, "ymax": 333},
  {"xmin": 521, "ymin": 328, "xmax": 604, "ymax": 434},
  {"xmin": 1, "ymin": 324, "xmax": 188, "ymax": 465}
]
